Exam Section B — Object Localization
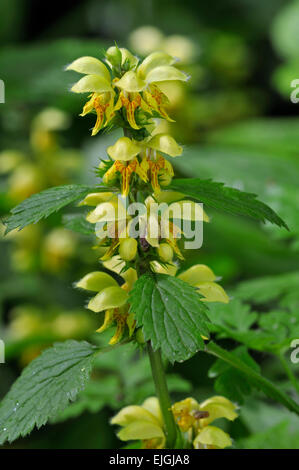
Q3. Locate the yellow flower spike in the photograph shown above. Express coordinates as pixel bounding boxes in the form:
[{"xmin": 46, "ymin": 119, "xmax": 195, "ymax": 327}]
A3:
[
  {"xmin": 196, "ymin": 282, "xmax": 230, "ymax": 304},
  {"xmin": 88, "ymin": 286, "xmax": 128, "ymax": 312},
  {"xmin": 75, "ymin": 271, "xmax": 118, "ymax": 292},
  {"xmin": 146, "ymin": 133, "xmax": 183, "ymax": 157},
  {"xmin": 178, "ymin": 264, "xmax": 217, "ymax": 285},
  {"xmin": 66, "ymin": 56, "xmax": 111, "ymax": 82},
  {"xmin": 96, "ymin": 309, "xmax": 114, "ymax": 333},
  {"xmin": 107, "ymin": 137, "xmax": 140, "ymax": 161},
  {"xmin": 194, "ymin": 426, "xmax": 232, "ymax": 449},
  {"xmin": 199, "ymin": 396, "xmax": 238, "ymax": 426},
  {"xmin": 79, "ymin": 192, "xmax": 114, "ymax": 206},
  {"xmin": 71, "ymin": 75, "xmax": 112, "ymax": 94}
]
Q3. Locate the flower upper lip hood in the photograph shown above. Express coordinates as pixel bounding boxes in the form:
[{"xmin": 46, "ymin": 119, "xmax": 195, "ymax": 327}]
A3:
[{"xmin": 115, "ymin": 51, "xmax": 189, "ymax": 93}]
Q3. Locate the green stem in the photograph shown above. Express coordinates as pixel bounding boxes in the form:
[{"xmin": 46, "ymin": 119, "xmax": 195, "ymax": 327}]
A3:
[
  {"xmin": 147, "ymin": 343, "xmax": 177, "ymax": 448},
  {"xmin": 278, "ymin": 352, "xmax": 299, "ymax": 395}
]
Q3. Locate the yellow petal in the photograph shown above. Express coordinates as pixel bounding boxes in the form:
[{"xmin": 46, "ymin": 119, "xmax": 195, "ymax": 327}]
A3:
[
  {"xmin": 79, "ymin": 192, "xmax": 114, "ymax": 206},
  {"xmin": 194, "ymin": 426, "xmax": 232, "ymax": 449},
  {"xmin": 199, "ymin": 396, "xmax": 238, "ymax": 426},
  {"xmin": 117, "ymin": 421, "xmax": 165, "ymax": 443},
  {"xmin": 151, "ymin": 261, "xmax": 178, "ymax": 276},
  {"xmin": 71, "ymin": 74, "xmax": 112, "ymax": 93},
  {"xmin": 75, "ymin": 271, "xmax": 118, "ymax": 292},
  {"xmin": 103, "ymin": 255, "xmax": 125, "ymax": 274},
  {"xmin": 115, "ymin": 71, "xmax": 146, "ymax": 92},
  {"xmin": 178, "ymin": 264, "xmax": 217, "ymax": 285},
  {"xmin": 142, "ymin": 397, "xmax": 163, "ymax": 425},
  {"xmin": 122, "ymin": 268, "xmax": 138, "ymax": 291},
  {"xmin": 66, "ymin": 56, "xmax": 111, "ymax": 81},
  {"xmin": 96, "ymin": 309, "xmax": 114, "ymax": 333},
  {"xmin": 197, "ymin": 282, "xmax": 230, "ymax": 303},
  {"xmin": 88, "ymin": 286, "xmax": 128, "ymax": 312},
  {"xmin": 111, "ymin": 405, "xmax": 159, "ymax": 426},
  {"xmin": 146, "ymin": 65, "xmax": 189, "ymax": 84},
  {"xmin": 107, "ymin": 137, "xmax": 140, "ymax": 161},
  {"xmin": 163, "ymin": 200, "xmax": 208, "ymax": 222},
  {"xmin": 146, "ymin": 133, "xmax": 182, "ymax": 157},
  {"xmin": 86, "ymin": 200, "xmax": 127, "ymax": 224},
  {"xmin": 138, "ymin": 52, "xmax": 176, "ymax": 79}
]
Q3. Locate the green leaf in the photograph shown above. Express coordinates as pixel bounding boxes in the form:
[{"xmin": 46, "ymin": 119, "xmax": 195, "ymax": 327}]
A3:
[
  {"xmin": 209, "ymin": 346, "xmax": 260, "ymax": 403},
  {"xmin": 63, "ymin": 213, "xmax": 95, "ymax": 235},
  {"xmin": 236, "ymin": 271, "xmax": 299, "ymax": 304},
  {"xmin": 4, "ymin": 184, "xmax": 97, "ymax": 233},
  {"xmin": 0, "ymin": 340, "xmax": 97, "ymax": 444},
  {"xmin": 169, "ymin": 178, "xmax": 288, "ymax": 229},
  {"xmin": 206, "ymin": 341, "xmax": 299, "ymax": 416},
  {"xmin": 129, "ymin": 273, "xmax": 210, "ymax": 363}
]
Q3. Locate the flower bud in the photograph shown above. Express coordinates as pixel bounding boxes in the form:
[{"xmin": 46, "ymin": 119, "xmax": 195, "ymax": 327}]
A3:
[
  {"xmin": 157, "ymin": 243, "xmax": 173, "ymax": 262},
  {"xmin": 135, "ymin": 328, "xmax": 146, "ymax": 344},
  {"xmin": 119, "ymin": 238, "xmax": 138, "ymax": 262},
  {"xmin": 106, "ymin": 46, "xmax": 122, "ymax": 68}
]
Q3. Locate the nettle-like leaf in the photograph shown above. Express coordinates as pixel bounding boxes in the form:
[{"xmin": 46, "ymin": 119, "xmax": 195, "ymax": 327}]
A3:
[
  {"xmin": 0, "ymin": 340, "xmax": 97, "ymax": 444},
  {"xmin": 129, "ymin": 273, "xmax": 210, "ymax": 363},
  {"xmin": 208, "ymin": 346, "xmax": 260, "ymax": 403},
  {"xmin": 169, "ymin": 178, "xmax": 288, "ymax": 229},
  {"xmin": 3, "ymin": 184, "xmax": 103, "ymax": 233},
  {"xmin": 63, "ymin": 213, "xmax": 95, "ymax": 235},
  {"xmin": 206, "ymin": 341, "xmax": 299, "ymax": 415}
]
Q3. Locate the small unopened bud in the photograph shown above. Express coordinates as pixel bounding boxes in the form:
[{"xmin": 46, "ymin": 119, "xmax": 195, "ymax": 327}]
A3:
[
  {"xmin": 106, "ymin": 46, "xmax": 122, "ymax": 68},
  {"xmin": 119, "ymin": 238, "xmax": 138, "ymax": 261},
  {"xmin": 135, "ymin": 328, "xmax": 145, "ymax": 344},
  {"xmin": 157, "ymin": 243, "xmax": 173, "ymax": 262}
]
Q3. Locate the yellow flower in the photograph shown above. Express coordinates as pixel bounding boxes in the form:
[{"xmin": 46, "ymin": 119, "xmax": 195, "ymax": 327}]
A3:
[
  {"xmin": 112, "ymin": 395, "xmax": 238, "ymax": 449},
  {"xmin": 76, "ymin": 270, "xmax": 136, "ymax": 344},
  {"xmin": 152, "ymin": 263, "xmax": 229, "ymax": 304},
  {"xmin": 111, "ymin": 397, "xmax": 166, "ymax": 449},
  {"xmin": 115, "ymin": 51, "xmax": 189, "ymax": 124},
  {"xmin": 66, "ymin": 56, "xmax": 116, "ymax": 135},
  {"xmin": 102, "ymin": 134, "xmax": 182, "ymax": 195},
  {"xmin": 172, "ymin": 396, "xmax": 238, "ymax": 449}
]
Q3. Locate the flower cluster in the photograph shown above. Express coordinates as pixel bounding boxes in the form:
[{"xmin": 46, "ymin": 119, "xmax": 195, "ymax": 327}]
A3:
[
  {"xmin": 111, "ymin": 395, "xmax": 238, "ymax": 449},
  {"xmin": 68, "ymin": 45, "xmax": 229, "ymax": 345}
]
